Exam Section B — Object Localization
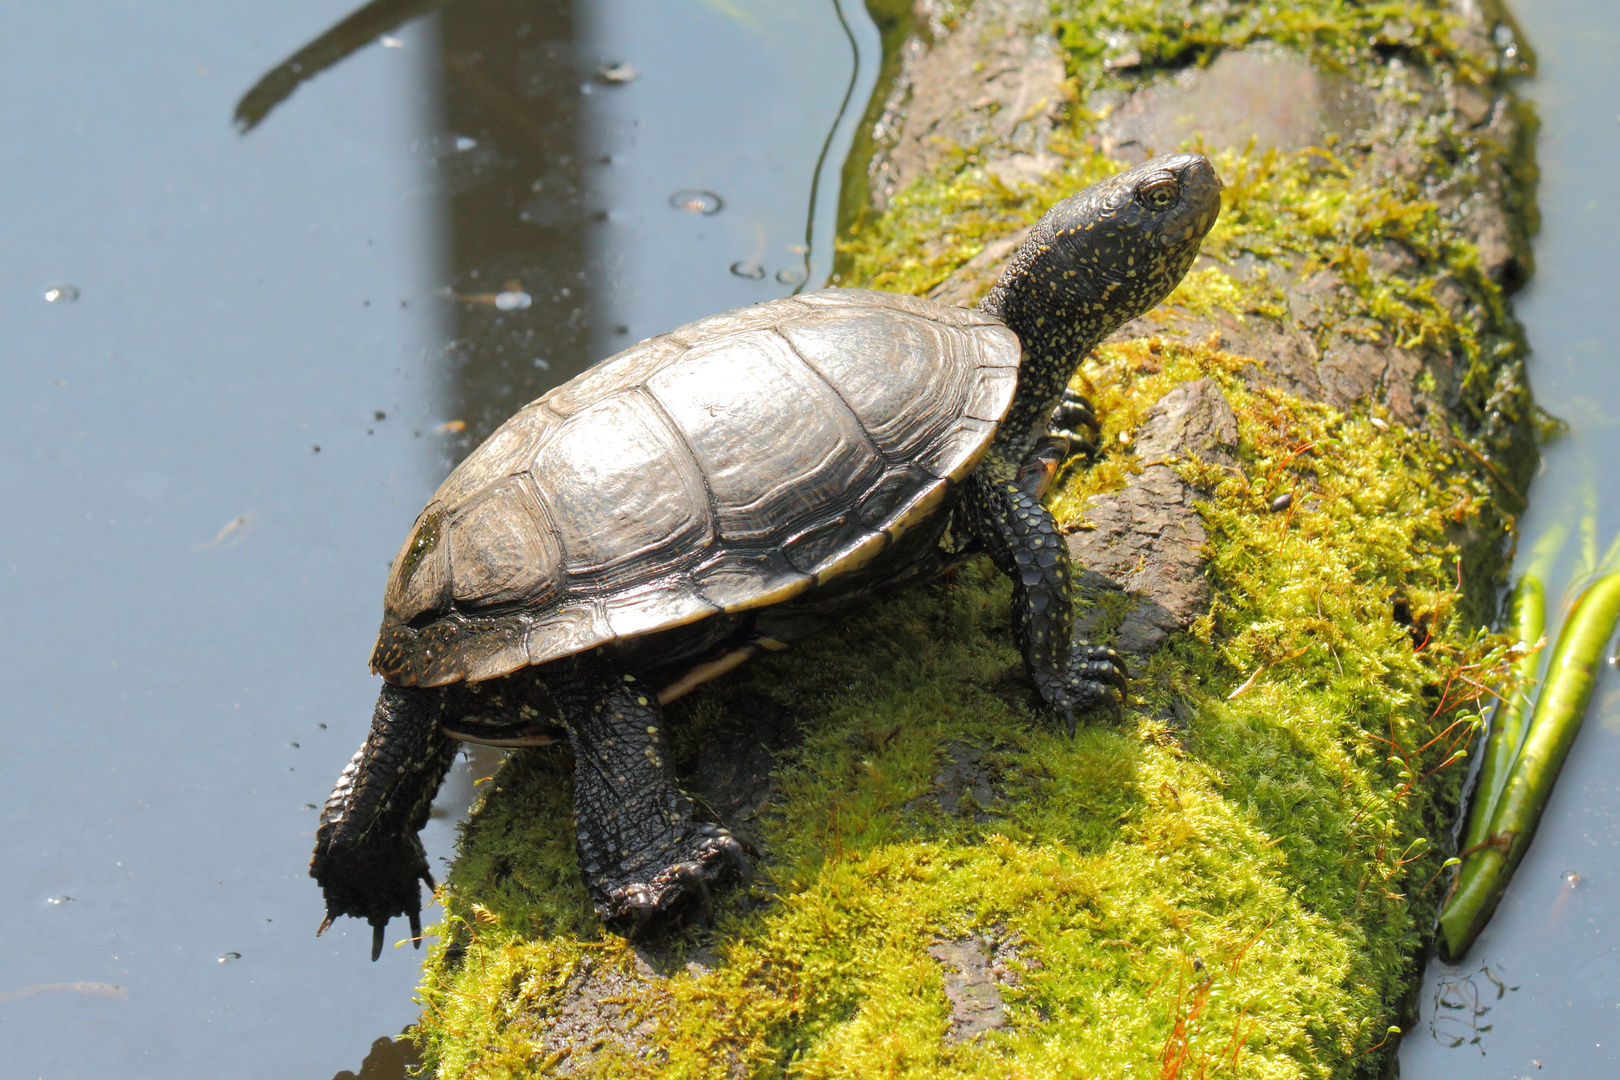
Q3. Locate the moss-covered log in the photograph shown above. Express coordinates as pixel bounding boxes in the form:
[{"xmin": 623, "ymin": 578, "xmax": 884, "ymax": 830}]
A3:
[{"xmin": 409, "ymin": 1, "xmax": 1543, "ymax": 1075}]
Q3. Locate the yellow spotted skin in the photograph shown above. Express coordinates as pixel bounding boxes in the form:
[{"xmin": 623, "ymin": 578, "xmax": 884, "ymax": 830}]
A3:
[
  {"xmin": 310, "ymin": 154, "xmax": 1221, "ymax": 951},
  {"xmin": 980, "ymin": 154, "xmax": 1221, "ymax": 467},
  {"xmin": 962, "ymin": 153, "xmax": 1221, "ymax": 725}
]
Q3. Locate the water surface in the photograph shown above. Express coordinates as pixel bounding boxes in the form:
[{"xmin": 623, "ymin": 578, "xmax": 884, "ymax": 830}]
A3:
[
  {"xmin": 1400, "ymin": 0, "xmax": 1620, "ymax": 1075},
  {"xmin": 0, "ymin": 1, "xmax": 875, "ymax": 1075}
]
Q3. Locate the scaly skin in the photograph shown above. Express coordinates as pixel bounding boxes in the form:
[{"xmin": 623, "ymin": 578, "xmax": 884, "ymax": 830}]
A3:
[
  {"xmin": 550, "ymin": 657, "xmax": 748, "ymax": 933},
  {"xmin": 311, "ymin": 684, "xmax": 458, "ymax": 960},
  {"xmin": 979, "ymin": 154, "xmax": 1222, "ymax": 465},
  {"xmin": 312, "ymin": 154, "xmax": 1222, "ymax": 952},
  {"xmin": 957, "ymin": 460, "xmax": 1128, "ymax": 733},
  {"xmin": 962, "ymin": 153, "xmax": 1223, "ymax": 722}
]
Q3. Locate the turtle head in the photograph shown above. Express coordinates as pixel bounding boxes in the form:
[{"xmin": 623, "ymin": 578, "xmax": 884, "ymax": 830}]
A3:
[
  {"xmin": 981, "ymin": 153, "xmax": 1221, "ymax": 347},
  {"xmin": 978, "ymin": 153, "xmax": 1222, "ymax": 443},
  {"xmin": 1066, "ymin": 152, "xmax": 1222, "ymax": 292}
]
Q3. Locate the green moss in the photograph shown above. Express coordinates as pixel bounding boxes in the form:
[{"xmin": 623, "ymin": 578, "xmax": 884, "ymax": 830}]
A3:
[
  {"xmin": 413, "ymin": 339, "xmax": 1510, "ymax": 1077},
  {"xmin": 411, "ymin": 2, "xmax": 1536, "ymax": 1076},
  {"xmin": 1051, "ymin": 0, "xmax": 1493, "ymax": 87}
]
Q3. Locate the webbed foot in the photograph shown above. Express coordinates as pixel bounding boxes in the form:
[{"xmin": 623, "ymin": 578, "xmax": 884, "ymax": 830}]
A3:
[
  {"xmin": 310, "ymin": 684, "xmax": 457, "ymax": 960},
  {"xmin": 598, "ymin": 824, "xmax": 753, "ymax": 934},
  {"xmin": 1033, "ymin": 641, "xmax": 1130, "ymax": 734}
]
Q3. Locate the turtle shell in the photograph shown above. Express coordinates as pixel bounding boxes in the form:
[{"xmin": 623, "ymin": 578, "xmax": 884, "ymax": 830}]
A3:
[{"xmin": 372, "ymin": 288, "xmax": 1020, "ymax": 687}]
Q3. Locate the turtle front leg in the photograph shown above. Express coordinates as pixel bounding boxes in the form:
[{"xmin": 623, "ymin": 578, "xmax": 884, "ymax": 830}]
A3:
[
  {"xmin": 959, "ymin": 452, "xmax": 1128, "ymax": 733},
  {"xmin": 1048, "ymin": 386, "xmax": 1100, "ymax": 456},
  {"xmin": 311, "ymin": 684, "xmax": 459, "ymax": 960},
  {"xmin": 548, "ymin": 657, "xmax": 749, "ymax": 933}
]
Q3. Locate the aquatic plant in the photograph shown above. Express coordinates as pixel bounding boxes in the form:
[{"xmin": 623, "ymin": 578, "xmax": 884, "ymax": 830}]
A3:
[{"xmin": 1439, "ymin": 530, "xmax": 1620, "ymax": 958}]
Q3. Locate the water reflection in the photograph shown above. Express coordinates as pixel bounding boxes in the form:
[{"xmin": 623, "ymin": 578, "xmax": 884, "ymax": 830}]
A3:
[
  {"xmin": 331, "ymin": 1035, "xmax": 422, "ymax": 1080},
  {"xmin": 0, "ymin": 0, "xmax": 875, "ymax": 1076},
  {"xmin": 1400, "ymin": 0, "xmax": 1620, "ymax": 1075},
  {"xmin": 234, "ymin": 0, "xmax": 451, "ymax": 132},
  {"xmin": 234, "ymin": 0, "xmax": 879, "ymax": 445},
  {"xmin": 436, "ymin": 0, "xmax": 594, "ymax": 446}
]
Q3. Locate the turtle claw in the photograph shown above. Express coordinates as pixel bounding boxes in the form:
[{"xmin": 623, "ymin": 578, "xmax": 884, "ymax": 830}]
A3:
[
  {"xmin": 596, "ymin": 826, "xmax": 752, "ymax": 934},
  {"xmin": 1036, "ymin": 641, "xmax": 1131, "ymax": 733},
  {"xmin": 714, "ymin": 829, "xmax": 754, "ymax": 886},
  {"xmin": 371, "ymin": 922, "xmax": 386, "ymax": 962},
  {"xmin": 317, "ymin": 913, "xmax": 335, "ymax": 938},
  {"xmin": 1050, "ymin": 386, "xmax": 1100, "ymax": 438},
  {"xmin": 672, "ymin": 863, "xmax": 716, "ymax": 925},
  {"xmin": 1084, "ymin": 646, "xmax": 1130, "ymax": 692},
  {"xmin": 409, "ymin": 911, "xmax": 423, "ymax": 949},
  {"xmin": 1017, "ymin": 436, "xmax": 1076, "ymax": 499}
]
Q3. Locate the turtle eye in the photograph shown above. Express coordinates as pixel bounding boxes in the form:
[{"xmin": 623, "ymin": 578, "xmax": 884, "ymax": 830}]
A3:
[{"xmin": 1137, "ymin": 177, "xmax": 1180, "ymax": 211}]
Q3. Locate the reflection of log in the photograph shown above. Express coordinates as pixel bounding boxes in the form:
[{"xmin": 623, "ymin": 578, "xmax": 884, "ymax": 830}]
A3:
[
  {"xmin": 411, "ymin": 2, "xmax": 1543, "ymax": 1075},
  {"xmin": 233, "ymin": 0, "xmax": 447, "ymax": 132}
]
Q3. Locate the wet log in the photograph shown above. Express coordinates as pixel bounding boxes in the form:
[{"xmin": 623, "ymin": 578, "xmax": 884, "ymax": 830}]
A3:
[{"xmin": 411, "ymin": 1, "xmax": 1543, "ymax": 1075}]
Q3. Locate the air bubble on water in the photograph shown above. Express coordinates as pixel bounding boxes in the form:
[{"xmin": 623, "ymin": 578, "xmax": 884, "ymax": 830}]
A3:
[
  {"xmin": 494, "ymin": 291, "xmax": 532, "ymax": 311},
  {"xmin": 44, "ymin": 285, "xmax": 79, "ymax": 302},
  {"xmin": 46, "ymin": 895, "xmax": 73, "ymax": 905},
  {"xmin": 730, "ymin": 261, "xmax": 766, "ymax": 280},
  {"xmin": 532, "ymin": 358, "xmax": 550, "ymax": 370},
  {"xmin": 775, "ymin": 268, "xmax": 805, "ymax": 285},
  {"xmin": 454, "ymin": 136, "xmax": 478, "ymax": 152},
  {"xmin": 1562, "ymin": 870, "xmax": 1581, "ymax": 886},
  {"xmin": 598, "ymin": 62, "xmax": 639, "ymax": 84},
  {"xmin": 219, "ymin": 952, "xmax": 242, "ymax": 963},
  {"xmin": 669, "ymin": 189, "xmax": 722, "ymax": 215}
]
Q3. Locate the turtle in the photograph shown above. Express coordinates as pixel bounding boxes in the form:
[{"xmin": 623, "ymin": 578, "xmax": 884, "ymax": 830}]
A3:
[{"xmin": 312, "ymin": 152, "xmax": 1222, "ymax": 958}]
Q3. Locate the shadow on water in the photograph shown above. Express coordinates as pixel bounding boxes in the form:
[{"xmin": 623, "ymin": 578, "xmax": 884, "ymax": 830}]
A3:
[
  {"xmin": 434, "ymin": 0, "xmax": 597, "ymax": 445},
  {"xmin": 237, "ymin": 0, "xmax": 876, "ymax": 449},
  {"xmin": 234, "ymin": 0, "xmax": 453, "ymax": 133},
  {"xmin": 236, "ymin": 0, "xmax": 596, "ymax": 454}
]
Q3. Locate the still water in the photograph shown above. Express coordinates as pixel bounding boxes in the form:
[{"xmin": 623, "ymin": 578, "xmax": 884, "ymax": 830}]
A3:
[
  {"xmin": 5, "ymin": 0, "xmax": 1617, "ymax": 1076},
  {"xmin": 1399, "ymin": 0, "xmax": 1620, "ymax": 1075},
  {"xmin": 0, "ymin": 1, "xmax": 875, "ymax": 1075}
]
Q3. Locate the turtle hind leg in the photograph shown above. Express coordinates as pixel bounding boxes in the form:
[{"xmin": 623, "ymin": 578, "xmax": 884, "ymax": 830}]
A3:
[
  {"xmin": 549, "ymin": 657, "xmax": 750, "ymax": 933},
  {"xmin": 958, "ymin": 465, "xmax": 1128, "ymax": 732},
  {"xmin": 311, "ymin": 683, "xmax": 458, "ymax": 958}
]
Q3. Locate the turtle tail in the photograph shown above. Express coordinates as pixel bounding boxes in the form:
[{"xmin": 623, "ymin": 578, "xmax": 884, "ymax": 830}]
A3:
[{"xmin": 310, "ymin": 683, "xmax": 457, "ymax": 960}]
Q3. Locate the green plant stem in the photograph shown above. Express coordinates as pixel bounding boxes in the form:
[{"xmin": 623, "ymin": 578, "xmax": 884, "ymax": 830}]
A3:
[
  {"xmin": 1458, "ymin": 574, "xmax": 1544, "ymax": 856},
  {"xmin": 1439, "ymin": 570, "xmax": 1620, "ymax": 959},
  {"xmin": 1601, "ymin": 521, "xmax": 1620, "ymax": 576},
  {"xmin": 1455, "ymin": 519, "xmax": 1569, "ymax": 861}
]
